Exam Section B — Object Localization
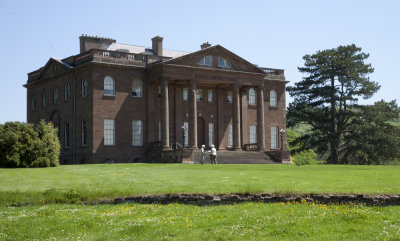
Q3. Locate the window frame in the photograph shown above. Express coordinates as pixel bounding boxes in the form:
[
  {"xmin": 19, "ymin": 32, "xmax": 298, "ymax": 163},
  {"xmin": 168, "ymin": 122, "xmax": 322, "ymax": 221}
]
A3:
[
  {"xmin": 82, "ymin": 79, "xmax": 88, "ymax": 97},
  {"xmin": 248, "ymin": 88, "xmax": 256, "ymax": 105},
  {"xmin": 271, "ymin": 126, "xmax": 279, "ymax": 149},
  {"xmin": 249, "ymin": 125, "xmax": 257, "ymax": 144},
  {"xmin": 183, "ymin": 122, "xmax": 189, "ymax": 147},
  {"xmin": 64, "ymin": 122, "xmax": 70, "ymax": 148},
  {"xmin": 104, "ymin": 119, "xmax": 115, "ymax": 146},
  {"xmin": 207, "ymin": 90, "xmax": 214, "ymax": 102},
  {"xmin": 53, "ymin": 87, "xmax": 58, "ymax": 104},
  {"xmin": 270, "ymin": 90, "xmax": 277, "ymax": 107},
  {"xmin": 42, "ymin": 90, "xmax": 46, "ymax": 107},
  {"xmin": 217, "ymin": 57, "xmax": 233, "ymax": 68},
  {"xmin": 228, "ymin": 124, "xmax": 233, "ymax": 147},
  {"xmin": 196, "ymin": 89, "xmax": 203, "ymax": 102},
  {"xmin": 65, "ymin": 83, "xmax": 70, "ymax": 101},
  {"xmin": 132, "ymin": 120, "xmax": 143, "ymax": 146},
  {"xmin": 227, "ymin": 91, "xmax": 233, "ymax": 103},
  {"xmin": 208, "ymin": 123, "xmax": 214, "ymax": 146},
  {"xmin": 182, "ymin": 88, "xmax": 188, "ymax": 101},
  {"xmin": 104, "ymin": 76, "xmax": 115, "ymax": 96},
  {"xmin": 131, "ymin": 79, "xmax": 142, "ymax": 98},
  {"xmin": 81, "ymin": 120, "xmax": 87, "ymax": 147},
  {"xmin": 197, "ymin": 56, "xmax": 213, "ymax": 66}
]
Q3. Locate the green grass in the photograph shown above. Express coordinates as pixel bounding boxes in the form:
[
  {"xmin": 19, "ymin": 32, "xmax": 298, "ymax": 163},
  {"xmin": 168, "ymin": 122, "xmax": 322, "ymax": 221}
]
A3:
[
  {"xmin": 1, "ymin": 203, "xmax": 399, "ymax": 240},
  {"xmin": 1, "ymin": 164, "xmax": 399, "ymax": 206}
]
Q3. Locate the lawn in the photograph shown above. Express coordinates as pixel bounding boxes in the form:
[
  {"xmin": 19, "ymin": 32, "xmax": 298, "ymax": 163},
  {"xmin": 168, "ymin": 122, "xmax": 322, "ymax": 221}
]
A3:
[
  {"xmin": 0, "ymin": 164, "xmax": 399, "ymax": 206},
  {"xmin": 1, "ymin": 203, "xmax": 399, "ymax": 240}
]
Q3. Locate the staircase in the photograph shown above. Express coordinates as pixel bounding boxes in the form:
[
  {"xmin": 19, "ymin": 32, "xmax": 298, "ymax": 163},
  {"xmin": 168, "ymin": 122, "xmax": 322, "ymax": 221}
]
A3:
[{"xmin": 191, "ymin": 150, "xmax": 280, "ymax": 164}]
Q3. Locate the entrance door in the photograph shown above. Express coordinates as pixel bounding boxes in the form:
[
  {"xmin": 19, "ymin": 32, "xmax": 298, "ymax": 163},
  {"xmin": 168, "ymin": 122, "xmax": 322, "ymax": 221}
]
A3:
[{"xmin": 197, "ymin": 117, "xmax": 205, "ymax": 148}]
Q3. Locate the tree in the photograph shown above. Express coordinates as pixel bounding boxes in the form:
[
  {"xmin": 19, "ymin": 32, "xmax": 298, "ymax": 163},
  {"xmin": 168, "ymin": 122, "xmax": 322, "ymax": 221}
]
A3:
[
  {"xmin": 287, "ymin": 44, "xmax": 380, "ymax": 164},
  {"xmin": 0, "ymin": 120, "xmax": 60, "ymax": 168}
]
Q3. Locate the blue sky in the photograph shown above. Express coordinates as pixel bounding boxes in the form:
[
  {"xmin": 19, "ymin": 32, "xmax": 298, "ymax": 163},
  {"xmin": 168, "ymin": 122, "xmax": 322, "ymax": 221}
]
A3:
[{"xmin": 0, "ymin": 0, "xmax": 399, "ymax": 123}]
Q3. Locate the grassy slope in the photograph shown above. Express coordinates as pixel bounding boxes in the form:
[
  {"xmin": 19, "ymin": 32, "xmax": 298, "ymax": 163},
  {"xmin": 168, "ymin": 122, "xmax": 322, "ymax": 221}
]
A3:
[
  {"xmin": 1, "ymin": 164, "xmax": 399, "ymax": 206},
  {"xmin": 1, "ymin": 203, "xmax": 399, "ymax": 240}
]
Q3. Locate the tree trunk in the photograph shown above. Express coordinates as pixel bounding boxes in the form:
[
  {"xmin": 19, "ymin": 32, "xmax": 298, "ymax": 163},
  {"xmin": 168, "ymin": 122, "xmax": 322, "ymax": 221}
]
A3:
[{"xmin": 329, "ymin": 76, "xmax": 338, "ymax": 164}]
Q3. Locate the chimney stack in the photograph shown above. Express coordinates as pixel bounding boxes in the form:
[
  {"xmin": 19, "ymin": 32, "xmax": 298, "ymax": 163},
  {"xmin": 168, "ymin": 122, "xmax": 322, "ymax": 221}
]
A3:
[
  {"xmin": 152, "ymin": 36, "xmax": 163, "ymax": 56},
  {"xmin": 79, "ymin": 34, "xmax": 116, "ymax": 53},
  {"xmin": 201, "ymin": 42, "xmax": 211, "ymax": 49}
]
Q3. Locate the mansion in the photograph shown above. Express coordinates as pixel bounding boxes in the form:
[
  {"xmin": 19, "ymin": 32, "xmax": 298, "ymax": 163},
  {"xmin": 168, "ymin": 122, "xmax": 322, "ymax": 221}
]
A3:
[{"xmin": 25, "ymin": 35, "xmax": 289, "ymax": 164}]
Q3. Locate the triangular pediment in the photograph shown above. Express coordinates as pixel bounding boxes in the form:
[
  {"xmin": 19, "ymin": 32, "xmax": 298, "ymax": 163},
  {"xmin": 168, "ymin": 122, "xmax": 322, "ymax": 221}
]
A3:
[
  {"xmin": 37, "ymin": 58, "xmax": 71, "ymax": 80},
  {"xmin": 163, "ymin": 45, "xmax": 265, "ymax": 74}
]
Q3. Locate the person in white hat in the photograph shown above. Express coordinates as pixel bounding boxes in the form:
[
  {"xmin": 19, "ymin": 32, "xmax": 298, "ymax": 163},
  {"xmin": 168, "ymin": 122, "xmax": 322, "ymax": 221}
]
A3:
[
  {"xmin": 210, "ymin": 144, "xmax": 217, "ymax": 164},
  {"xmin": 200, "ymin": 144, "xmax": 206, "ymax": 165}
]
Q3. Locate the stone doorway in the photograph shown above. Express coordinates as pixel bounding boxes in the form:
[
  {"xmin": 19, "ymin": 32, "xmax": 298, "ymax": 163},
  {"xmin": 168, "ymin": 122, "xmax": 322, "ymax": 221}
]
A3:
[{"xmin": 197, "ymin": 117, "xmax": 205, "ymax": 148}]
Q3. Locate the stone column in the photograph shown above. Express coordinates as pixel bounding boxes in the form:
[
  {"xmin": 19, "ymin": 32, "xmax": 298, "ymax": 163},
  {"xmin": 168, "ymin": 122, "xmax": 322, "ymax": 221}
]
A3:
[
  {"xmin": 160, "ymin": 77, "xmax": 170, "ymax": 150},
  {"xmin": 189, "ymin": 79, "xmax": 197, "ymax": 148},
  {"xmin": 232, "ymin": 84, "xmax": 241, "ymax": 150},
  {"xmin": 257, "ymin": 85, "xmax": 265, "ymax": 150}
]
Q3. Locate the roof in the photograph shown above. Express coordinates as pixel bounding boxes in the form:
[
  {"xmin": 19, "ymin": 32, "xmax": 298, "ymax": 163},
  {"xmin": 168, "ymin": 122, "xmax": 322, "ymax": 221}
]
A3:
[{"xmin": 99, "ymin": 43, "xmax": 190, "ymax": 59}]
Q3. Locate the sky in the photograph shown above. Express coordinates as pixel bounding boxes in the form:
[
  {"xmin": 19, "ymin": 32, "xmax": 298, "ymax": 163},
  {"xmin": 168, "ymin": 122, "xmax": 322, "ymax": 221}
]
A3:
[{"xmin": 0, "ymin": 0, "xmax": 399, "ymax": 123}]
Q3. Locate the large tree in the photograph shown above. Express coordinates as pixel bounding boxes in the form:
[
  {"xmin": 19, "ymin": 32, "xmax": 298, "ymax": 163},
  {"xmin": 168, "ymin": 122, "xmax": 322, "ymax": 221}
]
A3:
[{"xmin": 287, "ymin": 44, "xmax": 380, "ymax": 164}]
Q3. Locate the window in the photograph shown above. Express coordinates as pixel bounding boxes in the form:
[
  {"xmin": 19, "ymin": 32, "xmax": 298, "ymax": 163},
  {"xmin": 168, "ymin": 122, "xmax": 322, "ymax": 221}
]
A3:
[
  {"xmin": 183, "ymin": 122, "xmax": 189, "ymax": 147},
  {"xmin": 197, "ymin": 56, "xmax": 212, "ymax": 66},
  {"xmin": 132, "ymin": 79, "xmax": 142, "ymax": 97},
  {"xmin": 53, "ymin": 87, "xmax": 58, "ymax": 104},
  {"xmin": 208, "ymin": 123, "xmax": 214, "ymax": 146},
  {"xmin": 270, "ymin": 90, "xmax": 277, "ymax": 107},
  {"xmin": 65, "ymin": 83, "xmax": 70, "ymax": 101},
  {"xmin": 227, "ymin": 91, "xmax": 233, "ymax": 103},
  {"xmin": 182, "ymin": 88, "xmax": 188, "ymax": 101},
  {"xmin": 196, "ymin": 89, "xmax": 203, "ymax": 102},
  {"xmin": 81, "ymin": 120, "xmax": 87, "ymax": 147},
  {"xmin": 228, "ymin": 124, "xmax": 233, "ymax": 147},
  {"xmin": 250, "ymin": 125, "xmax": 257, "ymax": 144},
  {"xmin": 104, "ymin": 76, "xmax": 115, "ymax": 96},
  {"xmin": 132, "ymin": 120, "xmax": 143, "ymax": 146},
  {"xmin": 82, "ymin": 79, "xmax": 88, "ymax": 97},
  {"xmin": 64, "ymin": 122, "xmax": 70, "ymax": 148},
  {"xmin": 271, "ymin": 126, "xmax": 278, "ymax": 149},
  {"xmin": 42, "ymin": 90, "xmax": 46, "ymax": 107},
  {"xmin": 31, "ymin": 93, "xmax": 36, "ymax": 110},
  {"xmin": 104, "ymin": 119, "xmax": 115, "ymax": 145},
  {"xmin": 218, "ymin": 57, "xmax": 232, "ymax": 68},
  {"xmin": 248, "ymin": 88, "xmax": 256, "ymax": 105},
  {"xmin": 208, "ymin": 90, "xmax": 213, "ymax": 102},
  {"xmin": 158, "ymin": 121, "xmax": 161, "ymax": 142}
]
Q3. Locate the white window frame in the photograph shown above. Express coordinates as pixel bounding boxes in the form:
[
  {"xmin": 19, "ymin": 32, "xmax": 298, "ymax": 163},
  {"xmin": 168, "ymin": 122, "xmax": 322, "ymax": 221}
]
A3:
[
  {"xmin": 81, "ymin": 120, "xmax": 87, "ymax": 147},
  {"xmin": 248, "ymin": 88, "xmax": 256, "ymax": 105},
  {"xmin": 250, "ymin": 125, "xmax": 257, "ymax": 144},
  {"xmin": 104, "ymin": 119, "xmax": 115, "ymax": 146},
  {"xmin": 208, "ymin": 90, "xmax": 213, "ymax": 102},
  {"xmin": 218, "ymin": 57, "xmax": 232, "ymax": 68},
  {"xmin": 132, "ymin": 120, "xmax": 143, "ymax": 146},
  {"xmin": 196, "ymin": 89, "xmax": 203, "ymax": 102},
  {"xmin": 227, "ymin": 91, "xmax": 233, "ymax": 103},
  {"xmin": 271, "ymin": 126, "xmax": 278, "ymax": 149},
  {"xmin": 197, "ymin": 56, "xmax": 212, "ymax": 66},
  {"xmin": 208, "ymin": 123, "xmax": 214, "ymax": 146},
  {"xmin": 228, "ymin": 124, "xmax": 233, "ymax": 147},
  {"xmin": 270, "ymin": 90, "xmax": 277, "ymax": 107},
  {"xmin": 183, "ymin": 88, "xmax": 188, "ymax": 101},
  {"xmin": 132, "ymin": 79, "xmax": 142, "ymax": 98},
  {"xmin": 104, "ymin": 76, "xmax": 115, "ymax": 96},
  {"xmin": 82, "ymin": 79, "xmax": 88, "ymax": 97}
]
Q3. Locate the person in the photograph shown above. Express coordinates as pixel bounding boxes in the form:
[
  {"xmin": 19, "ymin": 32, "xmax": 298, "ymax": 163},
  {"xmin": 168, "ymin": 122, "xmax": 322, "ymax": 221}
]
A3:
[
  {"xmin": 200, "ymin": 144, "xmax": 206, "ymax": 165},
  {"xmin": 210, "ymin": 144, "xmax": 217, "ymax": 164}
]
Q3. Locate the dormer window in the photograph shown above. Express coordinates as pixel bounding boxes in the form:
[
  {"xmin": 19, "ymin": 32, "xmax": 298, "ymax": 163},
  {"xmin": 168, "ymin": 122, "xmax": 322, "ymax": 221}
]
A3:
[
  {"xmin": 218, "ymin": 57, "xmax": 232, "ymax": 68},
  {"xmin": 197, "ymin": 56, "xmax": 212, "ymax": 66}
]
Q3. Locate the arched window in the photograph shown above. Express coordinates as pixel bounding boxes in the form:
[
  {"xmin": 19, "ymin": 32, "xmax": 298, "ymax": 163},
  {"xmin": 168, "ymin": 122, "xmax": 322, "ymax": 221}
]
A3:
[
  {"xmin": 197, "ymin": 56, "xmax": 212, "ymax": 66},
  {"xmin": 82, "ymin": 79, "xmax": 87, "ymax": 97},
  {"xmin": 104, "ymin": 76, "xmax": 115, "ymax": 96},
  {"xmin": 65, "ymin": 83, "xmax": 70, "ymax": 101},
  {"xmin": 53, "ymin": 87, "xmax": 58, "ymax": 104},
  {"xmin": 270, "ymin": 90, "xmax": 277, "ymax": 107},
  {"xmin": 248, "ymin": 88, "xmax": 256, "ymax": 105},
  {"xmin": 132, "ymin": 79, "xmax": 142, "ymax": 97},
  {"xmin": 217, "ymin": 57, "xmax": 232, "ymax": 68},
  {"xmin": 42, "ymin": 90, "xmax": 46, "ymax": 107},
  {"xmin": 31, "ymin": 93, "xmax": 36, "ymax": 110}
]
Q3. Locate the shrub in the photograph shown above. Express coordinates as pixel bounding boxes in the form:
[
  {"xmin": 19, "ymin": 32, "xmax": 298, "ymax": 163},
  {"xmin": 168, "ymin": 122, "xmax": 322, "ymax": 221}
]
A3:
[
  {"xmin": 292, "ymin": 149, "xmax": 317, "ymax": 166},
  {"xmin": 0, "ymin": 120, "xmax": 60, "ymax": 168}
]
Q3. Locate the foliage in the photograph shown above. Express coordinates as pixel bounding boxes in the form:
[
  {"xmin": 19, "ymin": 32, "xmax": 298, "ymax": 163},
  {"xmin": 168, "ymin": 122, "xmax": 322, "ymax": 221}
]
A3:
[
  {"xmin": 0, "ymin": 120, "xmax": 60, "ymax": 168},
  {"xmin": 287, "ymin": 44, "xmax": 397, "ymax": 164},
  {"xmin": 1, "ymin": 203, "xmax": 399, "ymax": 240},
  {"xmin": 1, "ymin": 164, "xmax": 400, "ymax": 206},
  {"xmin": 287, "ymin": 128, "xmax": 318, "ymax": 165}
]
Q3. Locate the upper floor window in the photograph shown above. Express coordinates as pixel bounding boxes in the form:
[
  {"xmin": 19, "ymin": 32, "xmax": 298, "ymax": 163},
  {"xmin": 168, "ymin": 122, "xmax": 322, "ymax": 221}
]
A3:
[
  {"xmin": 196, "ymin": 89, "xmax": 203, "ymax": 102},
  {"xmin": 31, "ymin": 93, "xmax": 36, "ymax": 110},
  {"xmin": 132, "ymin": 79, "xmax": 142, "ymax": 97},
  {"xmin": 208, "ymin": 90, "xmax": 214, "ymax": 102},
  {"xmin": 183, "ymin": 88, "xmax": 188, "ymax": 101},
  {"xmin": 42, "ymin": 90, "xmax": 46, "ymax": 107},
  {"xmin": 64, "ymin": 122, "xmax": 70, "ymax": 148},
  {"xmin": 227, "ymin": 91, "xmax": 233, "ymax": 103},
  {"xmin": 248, "ymin": 88, "xmax": 256, "ymax": 105},
  {"xmin": 53, "ymin": 87, "xmax": 58, "ymax": 104},
  {"xmin": 104, "ymin": 76, "xmax": 115, "ymax": 96},
  {"xmin": 270, "ymin": 90, "xmax": 277, "ymax": 107},
  {"xmin": 82, "ymin": 79, "xmax": 88, "ymax": 97},
  {"xmin": 197, "ymin": 56, "xmax": 213, "ymax": 66},
  {"xmin": 65, "ymin": 83, "xmax": 70, "ymax": 101},
  {"xmin": 218, "ymin": 57, "xmax": 232, "ymax": 68}
]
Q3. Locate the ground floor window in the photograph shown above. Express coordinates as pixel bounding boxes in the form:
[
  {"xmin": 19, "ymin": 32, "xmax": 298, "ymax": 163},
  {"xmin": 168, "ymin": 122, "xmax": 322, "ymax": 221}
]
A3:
[
  {"xmin": 158, "ymin": 121, "xmax": 161, "ymax": 142},
  {"xmin": 183, "ymin": 122, "xmax": 189, "ymax": 147},
  {"xmin": 228, "ymin": 124, "xmax": 233, "ymax": 147},
  {"xmin": 81, "ymin": 120, "xmax": 87, "ymax": 147},
  {"xmin": 208, "ymin": 123, "xmax": 214, "ymax": 146},
  {"xmin": 271, "ymin": 126, "xmax": 278, "ymax": 149},
  {"xmin": 64, "ymin": 122, "xmax": 69, "ymax": 148},
  {"xmin": 104, "ymin": 119, "xmax": 115, "ymax": 145},
  {"xmin": 132, "ymin": 120, "xmax": 143, "ymax": 146},
  {"xmin": 249, "ymin": 125, "xmax": 256, "ymax": 144}
]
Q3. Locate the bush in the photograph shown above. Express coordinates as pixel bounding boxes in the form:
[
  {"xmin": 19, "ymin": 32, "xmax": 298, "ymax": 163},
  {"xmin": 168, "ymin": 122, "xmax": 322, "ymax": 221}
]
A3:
[
  {"xmin": 0, "ymin": 120, "xmax": 60, "ymax": 168},
  {"xmin": 292, "ymin": 149, "xmax": 317, "ymax": 166}
]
